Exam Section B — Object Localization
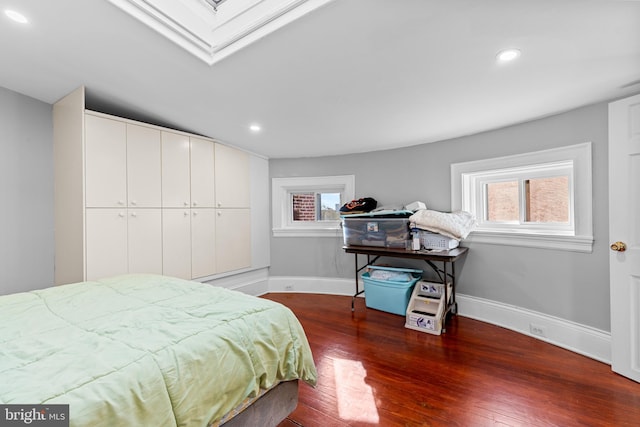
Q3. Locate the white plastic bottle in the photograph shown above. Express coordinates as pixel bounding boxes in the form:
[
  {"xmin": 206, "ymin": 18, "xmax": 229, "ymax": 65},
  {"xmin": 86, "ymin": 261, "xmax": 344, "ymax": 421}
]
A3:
[{"xmin": 412, "ymin": 231, "xmax": 420, "ymax": 250}]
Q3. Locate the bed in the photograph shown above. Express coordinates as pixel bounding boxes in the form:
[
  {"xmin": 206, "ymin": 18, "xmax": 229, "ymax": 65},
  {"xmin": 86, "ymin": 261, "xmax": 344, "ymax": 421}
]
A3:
[{"xmin": 0, "ymin": 274, "xmax": 317, "ymax": 426}]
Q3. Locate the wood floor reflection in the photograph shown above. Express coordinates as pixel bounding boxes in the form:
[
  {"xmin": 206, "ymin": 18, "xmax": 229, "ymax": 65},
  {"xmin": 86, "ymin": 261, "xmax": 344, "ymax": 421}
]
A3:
[{"xmin": 264, "ymin": 293, "xmax": 640, "ymax": 427}]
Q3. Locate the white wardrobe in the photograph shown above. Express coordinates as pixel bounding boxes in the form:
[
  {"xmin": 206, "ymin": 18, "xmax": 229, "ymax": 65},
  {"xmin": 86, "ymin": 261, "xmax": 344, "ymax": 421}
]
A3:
[{"xmin": 53, "ymin": 87, "xmax": 251, "ymax": 285}]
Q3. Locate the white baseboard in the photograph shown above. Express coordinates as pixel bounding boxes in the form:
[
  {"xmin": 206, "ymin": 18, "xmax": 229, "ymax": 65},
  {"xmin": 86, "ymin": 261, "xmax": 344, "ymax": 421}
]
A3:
[
  {"xmin": 457, "ymin": 294, "xmax": 611, "ymax": 364},
  {"xmin": 272, "ymin": 277, "xmax": 613, "ymax": 364},
  {"xmin": 268, "ymin": 276, "xmax": 358, "ymax": 296},
  {"xmin": 219, "ymin": 274, "xmax": 611, "ymax": 364},
  {"xmin": 204, "ymin": 268, "xmax": 270, "ymax": 295}
]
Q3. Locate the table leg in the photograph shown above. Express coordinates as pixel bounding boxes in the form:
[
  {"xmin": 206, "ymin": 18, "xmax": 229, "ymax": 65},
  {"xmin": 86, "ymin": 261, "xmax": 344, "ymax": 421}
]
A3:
[
  {"xmin": 352, "ymin": 254, "xmax": 358, "ymax": 311},
  {"xmin": 451, "ymin": 262, "xmax": 457, "ymax": 315}
]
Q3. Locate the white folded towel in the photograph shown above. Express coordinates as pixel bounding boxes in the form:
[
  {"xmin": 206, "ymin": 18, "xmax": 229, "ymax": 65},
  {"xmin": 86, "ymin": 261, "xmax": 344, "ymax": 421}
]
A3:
[{"xmin": 409, "ymin": 210, "xmax": 476, "ymax": 240}]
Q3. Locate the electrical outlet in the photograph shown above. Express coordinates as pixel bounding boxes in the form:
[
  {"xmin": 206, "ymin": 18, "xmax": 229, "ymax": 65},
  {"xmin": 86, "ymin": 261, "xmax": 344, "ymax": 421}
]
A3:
[
  {"xmin": 529, "ymin": 323, "xmax": 547, "ymax": 338},
  {"xmin": 284, "ymin": 284, "xmax": 293, "ymax": 291}
]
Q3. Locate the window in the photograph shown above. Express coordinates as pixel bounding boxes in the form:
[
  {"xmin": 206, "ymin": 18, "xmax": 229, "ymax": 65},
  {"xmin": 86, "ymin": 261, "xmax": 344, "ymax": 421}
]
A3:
[
  {"xmin": 272, "ymin": 175, "xmax": 354, "ymax": 237},
  {"xmin": 291, "ymin": 192, "xmax": 341, "ymax": 222},
  {"xmin": 451, "ymin": 143, "xmax": 593, "ymax": 252},
  {"xmin": 472, "ymin": 161, "xmax": 574, "ymax": 235},
  {"xmin": 485, "ymin": 175, "xmax": 572, "ymax": 222}
]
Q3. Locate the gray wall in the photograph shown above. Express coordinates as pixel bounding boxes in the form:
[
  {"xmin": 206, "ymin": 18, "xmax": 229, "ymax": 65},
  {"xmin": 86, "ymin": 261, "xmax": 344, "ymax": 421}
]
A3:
[
  {"xmin": 270, "ymin": 102, "xmax": 610, "ymax": 331},
  {"xmin": 0, "ymin": 87, "xmax": 54, "ymax": 295}
]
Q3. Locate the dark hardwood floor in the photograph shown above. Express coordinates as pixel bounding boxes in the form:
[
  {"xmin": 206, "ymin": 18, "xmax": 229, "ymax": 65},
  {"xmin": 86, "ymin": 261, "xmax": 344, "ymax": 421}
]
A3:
[{"xmin": 263, "ymin": 293, "xmax": 640, "ymax": 427}]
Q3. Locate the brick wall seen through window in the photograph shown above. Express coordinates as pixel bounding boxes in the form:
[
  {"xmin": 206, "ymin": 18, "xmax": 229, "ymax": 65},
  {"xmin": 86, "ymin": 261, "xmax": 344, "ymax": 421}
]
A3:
[{"xmin": 487, "ymin": 176, "xmax": 569, "ymax": 223}]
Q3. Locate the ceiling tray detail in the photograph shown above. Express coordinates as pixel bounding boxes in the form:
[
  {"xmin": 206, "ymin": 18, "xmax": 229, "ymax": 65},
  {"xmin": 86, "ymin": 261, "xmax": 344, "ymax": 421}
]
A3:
[{"xmin": 108, "ymin": 0, "xmax": 335, "ymax": 65}]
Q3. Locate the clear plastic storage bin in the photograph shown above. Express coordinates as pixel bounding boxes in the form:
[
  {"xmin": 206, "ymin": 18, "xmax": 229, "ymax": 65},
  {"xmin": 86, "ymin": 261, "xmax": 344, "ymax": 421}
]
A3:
[{"xmin": 343, "ymin": 218, "xmax": 411, "ymax": 248}]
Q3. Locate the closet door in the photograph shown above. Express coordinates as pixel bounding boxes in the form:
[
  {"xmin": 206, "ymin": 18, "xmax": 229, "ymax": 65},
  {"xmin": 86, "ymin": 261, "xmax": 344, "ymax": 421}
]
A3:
[
  {"xmin": 127, "ymin": 124, "xmax": 161, "ymax": 208},
  {"xmin": 162, "ymin": 209, "xmax": 192, "ymax": 280},
  {"xmin": 85, "ymin": 115, "xmax": 127, "ymax": 208},
  {"xmin": 191, "ymin": 208, "xmax": 216, "ymax": 278},
  {"xmin": 128, "ymin": 209, "xmax": 162, "ymax": 274},
  {"xmin": 216, "ymin": 208, "xmax": 251, "ymax": 273},
  {"xmin": 162, "ymin": 131, "xmax": 191, "ymax": 208},
  {"xmin": 214, "ymin": 144, "xmax": 250, "ymax": 208},
  {"xmin": 190, "ymin": 137, "xmax": 215, "ymax": 208},
  {"xmin": 85, "ymin": 208, "xmax": 128, "ymax": 280}
]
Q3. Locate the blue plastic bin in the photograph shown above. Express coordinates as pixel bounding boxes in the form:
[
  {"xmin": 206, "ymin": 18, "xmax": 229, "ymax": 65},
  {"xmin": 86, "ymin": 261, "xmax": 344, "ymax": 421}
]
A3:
[{"xmin": 361, "ymin": 265, "xmax": 422, "ymax": 315}]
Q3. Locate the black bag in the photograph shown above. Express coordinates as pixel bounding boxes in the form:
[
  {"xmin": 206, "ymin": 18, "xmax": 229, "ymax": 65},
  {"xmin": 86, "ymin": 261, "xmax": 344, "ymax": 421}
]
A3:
[{"xmin": 339, "ymin": 197, "xmax": 378, "ymax": 214}]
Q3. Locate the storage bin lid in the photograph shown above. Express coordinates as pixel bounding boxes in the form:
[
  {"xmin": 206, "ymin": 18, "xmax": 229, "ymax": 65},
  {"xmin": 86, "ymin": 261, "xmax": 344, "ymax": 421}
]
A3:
[
  {"xmin": 365, "ymin": 265, "xmax": 422, "ymax": 274},
  {"xmin": 364, "ymin": 265, "xmax": 423, "ymax": 281},
  {"xmin": 340, "ymin": 209, "xmax": 413, "ymax": 218}
]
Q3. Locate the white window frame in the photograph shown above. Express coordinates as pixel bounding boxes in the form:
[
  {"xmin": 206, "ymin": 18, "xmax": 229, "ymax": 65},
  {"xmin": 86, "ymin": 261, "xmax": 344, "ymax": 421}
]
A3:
[
  {"xmin": 272, "ymin": 175, "xmax": 355, "ymax": 237},
  {"xmin": 451, "ymin": 143, "xmax": 593, "ymax": 252},
  {"xmin": 473, "ymin": 161, "xmax": 574, "ymax": 234}
]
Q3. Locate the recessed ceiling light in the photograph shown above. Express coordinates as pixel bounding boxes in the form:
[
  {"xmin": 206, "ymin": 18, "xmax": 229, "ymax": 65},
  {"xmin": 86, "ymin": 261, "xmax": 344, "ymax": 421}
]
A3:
[
  {"xmin": 4, "ymin": 9, "xmax": 28, "ymax": 24},
  {"xmin": 496, "ymin": 48, "xmax": 521, "ymax": 63},
  {"xmin": 249, "ymin": 124, "xmax": 261, "ymax": 132}
]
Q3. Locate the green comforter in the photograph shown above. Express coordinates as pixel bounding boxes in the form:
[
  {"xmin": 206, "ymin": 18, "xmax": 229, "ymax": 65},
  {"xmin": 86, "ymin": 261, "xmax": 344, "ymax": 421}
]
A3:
[{"xmin": 0, "ymin": 274, "xmax": 317, "ymax": 426}]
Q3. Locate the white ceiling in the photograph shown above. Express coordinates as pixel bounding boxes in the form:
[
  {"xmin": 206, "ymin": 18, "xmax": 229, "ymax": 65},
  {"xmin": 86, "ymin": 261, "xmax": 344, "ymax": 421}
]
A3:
[{"xmin": 1, "ymin": 0, "xmax": 639, "ymax": 158}]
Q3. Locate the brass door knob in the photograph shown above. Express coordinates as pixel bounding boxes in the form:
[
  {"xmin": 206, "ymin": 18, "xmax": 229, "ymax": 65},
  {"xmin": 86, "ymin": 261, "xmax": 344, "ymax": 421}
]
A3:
[{"xmin": 610, "ymin": 241, "xmax": 627, "ymax": 252}]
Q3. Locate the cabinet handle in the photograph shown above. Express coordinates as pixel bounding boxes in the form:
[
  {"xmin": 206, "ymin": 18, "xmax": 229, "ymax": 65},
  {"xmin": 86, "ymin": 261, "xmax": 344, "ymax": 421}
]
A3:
[
  {"xmin": 118, "ymin": 200, "xmax": 125, "ymax": 206},
  {"xmin": 217, "ymin": 202, "xmax": 222, "ymax": 207},
  {"xmin": 131, "ymin": 212, "xmax": 137, "ymax": 218},
  {"xmin": 193, "ymin": 201, "xmax": 198, "ymax": 207},
  {"xmin": 184, "ymin": 201, "xmax": 189, "ymax": 207},
  {"xmin": 217, "ymin": 211, "xmax": 222, "ymax": 216},
  {"xmin": 118, "ymin": 212, "xmax": 125, "ymax": 218},
  {"xmin": 193, "ymin": 211, "xmax": 198, "ymax": 216},
  {"xmin": 183, "ymin": 211, "xmax": 189, "ymax": 217},
  {"xmin": 130, "ymin": 200, "xmax": 137, "ymax": 206}
]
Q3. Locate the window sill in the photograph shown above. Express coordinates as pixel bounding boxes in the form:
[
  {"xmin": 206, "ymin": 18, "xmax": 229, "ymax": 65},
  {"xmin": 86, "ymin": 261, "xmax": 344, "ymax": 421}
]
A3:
[
  {"xmin": 272, "ymin": 227, "xmax": 344, "ymax": 238},
  {"xmin": 463, "ymin": 231, "xmax": 593, "ymax": 253}
]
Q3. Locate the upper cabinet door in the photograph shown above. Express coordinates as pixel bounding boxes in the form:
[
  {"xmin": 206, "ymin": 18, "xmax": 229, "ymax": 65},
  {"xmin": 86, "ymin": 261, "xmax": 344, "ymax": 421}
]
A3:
[
  {"xmin": 127, "ymin": 124, "xmax": 161, "ymax": 208},
  {"xmin": 162, "ymin": 131, "xmax": 191, "ymax": 208},
  {"xmin": 190, "ymin": 137, "xmax": 215, "ymax": 208},
  {"xmin": 215, "ymin": 143, "xmax": 250, "ymax": 208},
  {"xmin": 85, "ymin": 115, "xmax": 127, "ymax": 207}
]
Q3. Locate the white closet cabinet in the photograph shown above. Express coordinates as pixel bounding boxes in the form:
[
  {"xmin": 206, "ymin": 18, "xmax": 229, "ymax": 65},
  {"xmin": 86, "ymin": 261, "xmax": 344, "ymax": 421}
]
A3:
[
  {"xmin": 85, "ymin": 115, "xmax": 127, "ymax": 208},
  {"xmin": 162, "ymin": 208, "xmax": 217, "ymax": 280},
  {"xmin": 84, "ymin": 113, "xmax": 162, "ymax": 280},
  {"xmin": 127, "ymin": 124, "xmax": 162, "ymax": 207},
  {"xmin": 216, "ymin": 208, "xmax": 251, "ymax": 273},
  {"xmin": 85, "ymin": 115, "xmax": 161, "ymax": 208},
  {"xmin": 161, "ymin": 134, "xmax": 217, "ymax": 278},
  {"xmin": 162, "ymin": 209, "xmax": 192, "ymax": 280},
  {"xmin": 161, "ymin": 131, "xmax": 191, "ymax": 208},
  {"xmin": 85, "ymin": 209, "xmax": 128, "ymax": 280},
  {"xmin": 127, "ymin": 209, "xmax": 163, "ymax": 274},
  {"xmin": 191, "ymin": 209, "xmax": 217, "ymax": 278},
  {"xmin": 161, "ymin": 134, "xmax": 215, "ymax": 208},
  {"xmin": 85, "ymin": 208, "xmax": 162, "ymax": 280},
  {"xmin": 214, "ymin": 144, "xmax": 251, "ymax": 271},
  {"xmin": 53, "ymin": 87, "xmax": 252, "ymax": 285},
  {"xmin": 214, "ymin": 143, "xmax": 250, "ymax": 208},
  {"xmin": 191, "ymin": 137, "xmax": 215, "ymax": 208}
]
